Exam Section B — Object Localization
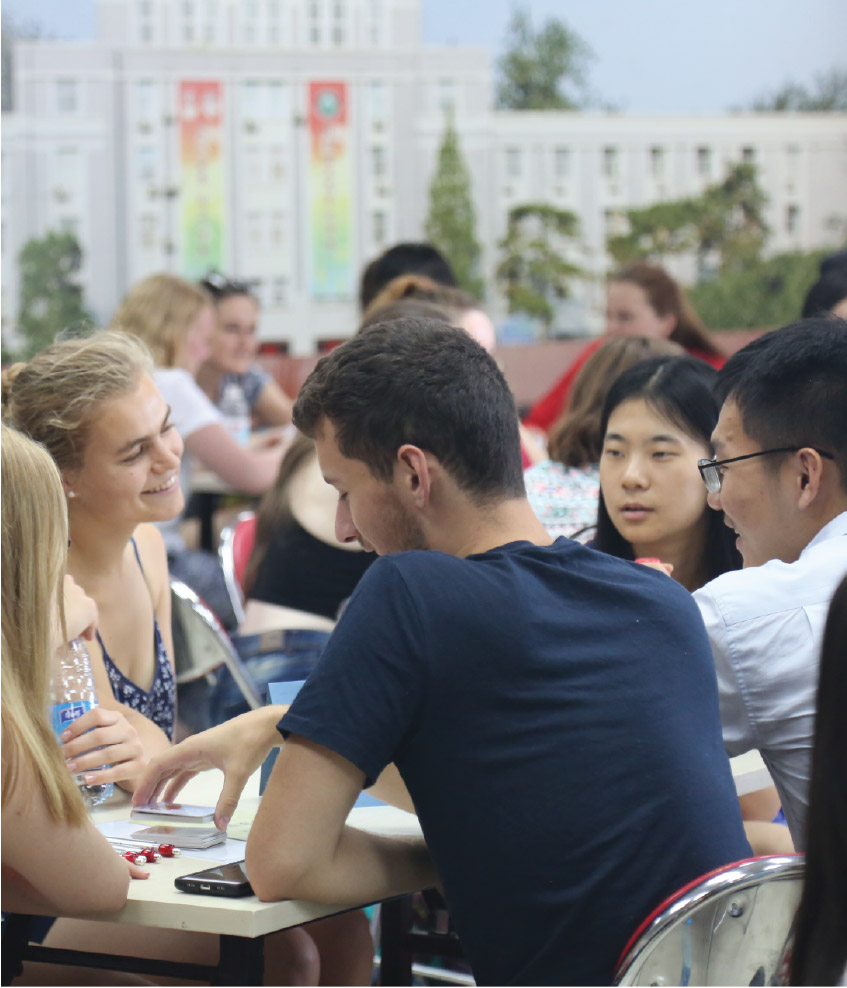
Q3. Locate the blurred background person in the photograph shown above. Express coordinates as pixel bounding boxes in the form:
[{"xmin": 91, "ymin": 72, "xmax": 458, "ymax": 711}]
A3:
[
  {"xmin": 800, "ymin": 249, "xmax": 847, "ymax": 319},
  {"xmin": 525, "ymin": 336, "xmax": 683, "ymax": 541},
  {"xmin": 362, "ymin": 273, "xmax": 544, "ymax": 465},
  {"xmin": 526, "ymin": 262, "xmax": 726, "ymax": 433},
  {"xmin": 196, "ymin": 272, "xmax": 294, "ymax": 428},
  {"xmin": 359, "ymin": 241, "xmax": 458, "ymax": 312},
  {"xmin": 111, "ymin": 273, "xmax": 289, "ymax": 628}
]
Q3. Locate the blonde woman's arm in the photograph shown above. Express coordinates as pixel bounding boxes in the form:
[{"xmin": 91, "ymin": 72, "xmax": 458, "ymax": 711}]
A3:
[{"xmin": 1, "ymin": 769, "xmax": 133, "ymax": 915}]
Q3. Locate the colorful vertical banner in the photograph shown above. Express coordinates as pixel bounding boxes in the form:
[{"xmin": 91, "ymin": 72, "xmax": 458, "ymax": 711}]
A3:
[
  {"xmin": 308, "ymin": 81, "xmax": 353, "ymax": 299},
  {"xmin": 179, "ymin": 81, "xmax": 225, "ymax": 278}
]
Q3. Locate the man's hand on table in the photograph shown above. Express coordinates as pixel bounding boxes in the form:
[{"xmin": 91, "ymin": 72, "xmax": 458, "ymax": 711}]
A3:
[{"xmin": 133, "ymin": 706, "xmax": 288, "ymax": 830}]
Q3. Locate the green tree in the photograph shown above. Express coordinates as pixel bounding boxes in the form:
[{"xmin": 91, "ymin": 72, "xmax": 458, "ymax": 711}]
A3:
[
  {"xmin": 425, "ymin": 115, "xmax": 483, "ymax": 297},
  {"xmin": 496, "ymin": 7, "xmax": 593, "ymax": 110},
  {"xmin": 607, "ymin": 162, "xmax": 768, "ymax": 276},
  {"xmin": 689, "ymin": 250, "xmax": 829, "ymax": 330},
  {"xmin": 750, "ymin": 67, "xmax": 847, "ymax": 112},
  {"xmin": 16, "ymin": 231, "xmax": 93, "ymax": 359},
  {"xmin": 496, "ymin": 203, "xmax": 581, "ymax": 332}
]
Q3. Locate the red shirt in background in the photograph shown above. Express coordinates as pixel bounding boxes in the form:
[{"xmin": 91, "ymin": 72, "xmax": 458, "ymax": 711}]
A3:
[{"xmin": 524, "ymin": 338, "xmax": 726, "ymax": 433}]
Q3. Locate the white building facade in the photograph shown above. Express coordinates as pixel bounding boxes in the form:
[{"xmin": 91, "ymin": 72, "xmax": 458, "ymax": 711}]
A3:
[{"xmin": 3, "ymin": 0, "xmax": 847, "ymax": 353}]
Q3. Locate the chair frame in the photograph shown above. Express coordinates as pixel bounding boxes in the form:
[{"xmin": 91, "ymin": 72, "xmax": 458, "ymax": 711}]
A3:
[
  {"xmin": 218, "ymin": 510, "xmax": 256, "ymax": 628},
  {"xmin": 614, "ymin": 853, "xmax": 803, "ymax": 985},
  {"xmin": 170, "ymin": 577, "xmax": 262, "ymax": 711}
]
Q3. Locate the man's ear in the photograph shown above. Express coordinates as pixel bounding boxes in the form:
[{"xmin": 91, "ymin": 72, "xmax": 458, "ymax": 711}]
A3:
[
  {"xmin": 395, "ymin": 444, "xmax": 432, "ymax": 508},
  {"xmin": 796, "ymin": 448, "xmax": 826, "ymax": 509}
]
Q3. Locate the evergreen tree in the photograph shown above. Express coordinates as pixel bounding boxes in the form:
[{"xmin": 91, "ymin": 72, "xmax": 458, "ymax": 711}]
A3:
[
  {"xmin": 496, "ymin": 7, "xmax": 593, "ymax": 111},
  {"xmin": 425, "ymin": 115, "xmax": 483, "ymax": 297},
  {"xmin": 496, "ymin": 203, "xmax": 581, "ymax": 332},
  {"xmin": 16, "ymin": 230, "xmax": 93, "ymax": 359}
]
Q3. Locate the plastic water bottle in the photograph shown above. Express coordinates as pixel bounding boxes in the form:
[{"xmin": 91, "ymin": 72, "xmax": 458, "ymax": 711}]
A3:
[
  {"xmin": 51, "ymin": 638, "xmax": 114, "ymax": 808},
  {"xmin": 220, "ymin": 380, "xmax": 251, "ymax": 446}
]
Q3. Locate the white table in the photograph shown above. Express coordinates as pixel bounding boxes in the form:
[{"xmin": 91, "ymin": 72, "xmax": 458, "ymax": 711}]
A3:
[{"xmin": 8, "ymin": 771, "xmax": 420, "ymax": 985}]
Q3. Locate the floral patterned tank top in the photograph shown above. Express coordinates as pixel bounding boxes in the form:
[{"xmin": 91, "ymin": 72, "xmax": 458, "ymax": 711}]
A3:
[{"xmin": 96, "ymin": 539, "xmax": 176, "ymax": 741}]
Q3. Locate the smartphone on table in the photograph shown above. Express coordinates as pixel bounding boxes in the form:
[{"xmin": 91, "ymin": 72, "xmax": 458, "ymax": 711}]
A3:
[{"xmin": 174, "ymin": 860, "xmax": 253, "ymax": 897}]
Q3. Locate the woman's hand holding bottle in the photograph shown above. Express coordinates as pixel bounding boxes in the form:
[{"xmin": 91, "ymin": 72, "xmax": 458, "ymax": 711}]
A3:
[{"xmin": 61, "ymin": 706, "xmax": 147, "ymax": 786}]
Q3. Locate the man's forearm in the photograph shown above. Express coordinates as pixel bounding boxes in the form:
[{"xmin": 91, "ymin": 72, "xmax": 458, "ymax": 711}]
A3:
[{"xmin": 250, "ymin": 827, "xmax": 437, "ymax": 905}]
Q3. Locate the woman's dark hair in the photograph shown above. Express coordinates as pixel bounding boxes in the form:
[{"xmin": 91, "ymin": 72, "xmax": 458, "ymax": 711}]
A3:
[
  {"xmin": 611, "ymin": 262, "xmax": 723, "ymax": 358},
  {"xmin": 548, "ymin": 336, "xmax": 683, "ymax": 467},
  {"xmin": 800, "ymin": 252, "xmax": 847, "ymax": 318},
  {"xmin": 243, "ymin": 434, "xmax": 316, "ymax": 597},
  {"xmin": 199, "ymin": 271, "xmax": 257, "ymax": 305},
  {"xmin": 594, "ymin": 355, "xmax": 742, "ymax": 582},
  {"xmin": 789, "ymin": 574, "xmax": 847, "ymax": 986}
]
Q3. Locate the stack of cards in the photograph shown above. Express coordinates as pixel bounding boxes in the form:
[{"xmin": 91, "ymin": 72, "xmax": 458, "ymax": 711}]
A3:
[{"xmin": 131, "ymin": 825, "xmax": 227, "ymax": 849}]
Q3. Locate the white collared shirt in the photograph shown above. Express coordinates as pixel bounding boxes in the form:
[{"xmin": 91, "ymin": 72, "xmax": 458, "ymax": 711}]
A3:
[{"xmin": 694, "ymin": 511, "xmax": 847, "ymax": 849}]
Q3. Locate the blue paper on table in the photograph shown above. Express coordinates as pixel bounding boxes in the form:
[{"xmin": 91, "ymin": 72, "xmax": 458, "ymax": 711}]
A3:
[{"xmin": 263, "ymin": 680, "xmax": 385, "ymax": 809}]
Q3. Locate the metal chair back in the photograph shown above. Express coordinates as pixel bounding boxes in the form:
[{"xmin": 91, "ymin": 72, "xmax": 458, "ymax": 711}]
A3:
[
  {"xmin": 170, "ymin": 578, "xmax": 261, "ymax": 710},
  {"xmin": 218, "ymin": 511, "xmax": 256, "ymax": 627},
  {"xmin": 614, "ymin": 854, "xmax": 803, "ymax": 986}
]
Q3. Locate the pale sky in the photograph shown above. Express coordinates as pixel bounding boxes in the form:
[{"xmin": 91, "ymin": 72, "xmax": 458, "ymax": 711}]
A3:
[{"xmin": 5, "ymin": 0, "xmax": 846, "ymax": 113}]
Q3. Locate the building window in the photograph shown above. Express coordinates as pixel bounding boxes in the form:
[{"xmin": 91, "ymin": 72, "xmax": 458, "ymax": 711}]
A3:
[
  {"xmin": 272, "ymin": 276, "xmax": 287, "ymax": 306},
  {"xmin": 371, "ymin": 145, "xmax": 386, "ymax": 179},
  {"xmin": 140, "ymin": 213, "xmax": 157, "ymax": 249},
  {"xmin": 367, "ymin": 81, "xmax": 388, "ymax": 122},
  {"xmin": 786, "ymin": 204, "xmax": 800, "ymax": 235},
  {"xmin": 270, "ymin": 211, "xmax": 285, "ymax": 246},
  {"xmin": 247, "ymin": 212, "xmax": 263, "ymax": 248},
  {"xmin": 269, "ymin": 146, "xmax": 286, "ymax": 183},
  {"xmin": 786, "ymin": 143, "xmax": 800, "ymax": 177},
  {"xmin": 649, "ymin": 146, "xmax": 665, "ymax": 179},
  {"xmin": 59, "ymin": 216, "xmax": 80, "ymax": 237},
  {"xmin": 138, "ymin": 146, "xmax": 157, "ymax": 182},
  {"xmin": 372, "ymin": 210, "xmax": 386, "ymax": 244},
  {"xmin": 553, "ymin": 147, "xmax": 570, "ymax": 179},
  {"xmin": 56, "ymin": 79, "xmax": 78, "ymax": 113},
  {"xmin": 602, "ymin": 146, "xmax": 619, "ymax": 179},
  {"xmin": 696, "ymin": 146, "xmax": 711, "ymax": 177},
  {"xmin": 505, "ymin": 147, "xmax": 522, "ymax": 179},
  {"xmin": 742, "ymin": 146, "xmax": 755, "ymax": 164},
  {"xmin": 436, "ymin": 78, "xmax": 456, "ymax": 115},
  {"xmin": 245, "ymin": 147, "xmax": 263, "ymax": 185}
]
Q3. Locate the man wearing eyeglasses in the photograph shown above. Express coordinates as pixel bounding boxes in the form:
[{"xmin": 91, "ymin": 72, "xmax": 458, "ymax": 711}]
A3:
[{"xmin": 692, "ymin": 317, "xmax": 847, "ymax": 850}]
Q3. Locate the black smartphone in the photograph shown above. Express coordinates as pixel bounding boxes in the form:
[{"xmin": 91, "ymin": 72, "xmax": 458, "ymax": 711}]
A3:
[{"xmin": 174, "ymin": 860, "xmax": 253, "ymax": 897}]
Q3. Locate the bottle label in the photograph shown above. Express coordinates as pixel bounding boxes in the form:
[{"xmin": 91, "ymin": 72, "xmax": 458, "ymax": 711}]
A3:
[{"xmin": 52, "ymin": 699, "xmax": 94, "ymax": 738}]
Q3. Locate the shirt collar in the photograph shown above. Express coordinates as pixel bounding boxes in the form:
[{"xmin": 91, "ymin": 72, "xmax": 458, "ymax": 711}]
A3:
[{"xmin": 801, "ymin": 510, "xmax": 847, "ymax": 556}]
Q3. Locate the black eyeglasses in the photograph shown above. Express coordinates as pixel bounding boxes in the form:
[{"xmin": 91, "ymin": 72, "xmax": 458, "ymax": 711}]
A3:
[{"xmin": 698, "ymin": 447, "xmax": 835, "ymax": 493}]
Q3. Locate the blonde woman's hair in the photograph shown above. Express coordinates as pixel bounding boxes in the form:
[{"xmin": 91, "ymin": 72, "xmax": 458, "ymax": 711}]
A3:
[
  {"xmin": 1, "ymin": 426, "xmax": 88, "ymax": 825},
  {"xmin": 1, "ymin": 330, "xmax": 154, "ymax": 473},
  {"xmin": 110, "ymin": 273, "xmax": 211, "ymax": 367},
  {"xmin": 548, "ymin": 336, "xmax": 684, "ymax": 467}
]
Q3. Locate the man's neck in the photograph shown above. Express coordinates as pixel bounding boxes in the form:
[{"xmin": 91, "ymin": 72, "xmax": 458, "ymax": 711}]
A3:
[{"xmin": 427, "ymin": 498, "xmax": 555, "ymax": 558}]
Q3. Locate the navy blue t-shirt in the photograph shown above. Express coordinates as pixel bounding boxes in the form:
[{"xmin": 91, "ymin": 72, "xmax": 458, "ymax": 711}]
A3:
[{"xmin": 280, "ymin": 538, "xmax": 751, "ymax": 986}]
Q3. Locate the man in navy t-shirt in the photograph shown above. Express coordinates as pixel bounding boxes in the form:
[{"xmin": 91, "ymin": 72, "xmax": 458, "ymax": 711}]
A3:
[{"xmin": 137, "ymin": 318, "xmax": 751, "ymax": 985}]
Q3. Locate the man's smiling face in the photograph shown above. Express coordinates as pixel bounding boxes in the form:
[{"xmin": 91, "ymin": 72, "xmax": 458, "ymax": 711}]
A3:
[{"xmin": 707, "ymin": 399, "xmax": 804, "ymax": 567}]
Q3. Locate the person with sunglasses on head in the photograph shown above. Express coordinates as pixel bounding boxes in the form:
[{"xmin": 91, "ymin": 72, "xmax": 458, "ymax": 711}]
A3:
[
  {"xmin": 196, "ymin": 273, "xmax": 294, "ymax": 429},
  {"xmin": 692, "ymin": 317, "xmax": 847, "ymax": 852}
]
